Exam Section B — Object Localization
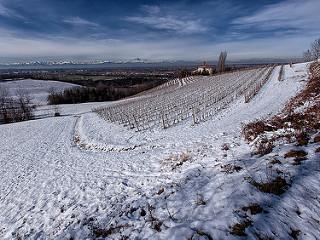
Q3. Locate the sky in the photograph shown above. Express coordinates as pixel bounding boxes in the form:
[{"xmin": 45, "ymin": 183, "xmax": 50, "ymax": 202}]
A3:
[{"xmin": 0, "ymin": 0, "xmax": 319, "ymax": 62}]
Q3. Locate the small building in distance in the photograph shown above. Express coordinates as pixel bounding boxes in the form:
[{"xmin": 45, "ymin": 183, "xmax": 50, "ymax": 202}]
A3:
[{"xmin": 193, "ymin": 61, "xmax": 214, "ymax": 75}]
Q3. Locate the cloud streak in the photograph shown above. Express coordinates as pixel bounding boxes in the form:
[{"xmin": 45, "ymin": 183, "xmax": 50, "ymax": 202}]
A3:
[
  {"xmin": 233, "ymin": 0, "xmax": 320, "ymax": 33},
  {"xmin": 63, "ymin": 17, "xmax": 99, "ymax": 27},
  {"xmin": 126, "ymin": 5, "xmax": 207, "ymax": 34}
]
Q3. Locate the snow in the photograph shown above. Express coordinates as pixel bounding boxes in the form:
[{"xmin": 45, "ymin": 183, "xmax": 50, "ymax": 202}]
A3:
[
  {"xmin": 0, "ymin": 63, "xmax": 319, "ymax": 239},
  {"xmin": 0, "ymin": 79, "xmax": 80, "ymax": 105}
]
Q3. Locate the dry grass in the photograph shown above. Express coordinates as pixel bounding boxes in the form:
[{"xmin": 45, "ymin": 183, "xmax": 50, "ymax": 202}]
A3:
[
  {"xmin": 195, "ymin": 193, "xmax": 206, "ymax": 206},
  {"xmin": 230, "ymin": 219, "xmax": 252, "ymax": 236},
  {"xmin": 162, "ymin": 152, "xmax": 191, "ymax": 170},
  {"xmin": 269, "ymin": 158, "xmax": 281, "ymax": 165},
  {"xmin": 313, "ymin": 134, "xmax": 320, "ymax": 143},
  {"xmin": 221, "ymin": 164, "xmax": 243, "ymax": 174},
  {"xmin": 221, "ymin": 143, "xmax": 230, "ymax": 151},
  {"xmin": 243, "ymin": 62, "xmax": 320, "ymax": 151},
  {"xmin": 92, "ymin": 224, "xmax": 129, "ymax": 238},
  {"xmin": 284, "ymin": 150, "xmax": 308, "ymax": 158},
  {"xmin": 242, "ymin": 203, "xmax": 263, "ymax": 215},
  {"xmin": 243, "ymin": 121, "xmax": 275, "ymax": 142},
  {"xmin": 295, "ymin": 131, "xmax": 309, "ymax": 146},
  {"xmin": 289, "ymin": 228, "xmax": 301, "ymax": 240},
  {"xmin": 157, "ymin": 187, "xmax": 164, "ymax": 195},
  {"xmin": 190, "ymin": 229, "xmax": 213, "ymax": 240},
  {"xmin": 249, "ymin": 176, "xmax": 289, "ymax": 195},
  {"xmin": 292, "ymin": 157, "xmax": 308, "ymax": 165},
  {"xmin": 254, "ymin": 138, "xmax": 274, "ymax": 156}
]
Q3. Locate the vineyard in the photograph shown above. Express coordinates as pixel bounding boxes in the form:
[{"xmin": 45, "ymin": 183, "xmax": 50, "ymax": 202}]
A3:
[{"xmin": 95, "ymin": 66, "xmax": 275, "ymax": 131}]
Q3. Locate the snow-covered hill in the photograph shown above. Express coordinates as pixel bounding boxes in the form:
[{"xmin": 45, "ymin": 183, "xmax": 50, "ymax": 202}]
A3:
[
  {"xmin": 0, "ymin": 63, "xmax": 318, "ymax": 239},
  {"xmin": 0, "ymin": 79, "xmax": 80, "ymax": 105}
]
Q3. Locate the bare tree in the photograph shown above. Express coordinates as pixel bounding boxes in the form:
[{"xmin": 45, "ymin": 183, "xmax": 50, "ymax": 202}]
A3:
[
  {"xmin": 0, "ymin": 86, "xmax": 9, "ymax": 123},
  {"xmin": 311, "ymin": 38, "xmax": 320, "ymax": 60},
  {"xmin": 0, "ymin": 86, "xmax": 17, "ymax": 123},
  {"xmin": 303, "ymin": 49, "xmax": 313, "ymax": 62},
  {"xmin": 218, "ymin": 51, "xmax": 227, "ymax": 73},
  {"xmin": 16, "ymin": 88, "xmax": 34, "ymax": 121}
]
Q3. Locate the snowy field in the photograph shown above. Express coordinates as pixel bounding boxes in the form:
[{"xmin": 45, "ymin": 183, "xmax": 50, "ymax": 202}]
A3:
[
  {"xmin": 0, "ymin": 63, "xmax": 319, "ymax": 239},
  {"xmin": 0, "ymin": 79, "xmax": 80, "ymax": 105}
]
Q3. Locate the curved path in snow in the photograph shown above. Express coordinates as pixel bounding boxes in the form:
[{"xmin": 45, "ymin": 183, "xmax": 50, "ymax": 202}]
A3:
[{"xmin": 0, "ymin": 63, "xmax": 310, "ymax": 239}]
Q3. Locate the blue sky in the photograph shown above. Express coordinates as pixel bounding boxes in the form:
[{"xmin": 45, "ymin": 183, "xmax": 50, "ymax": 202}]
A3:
[{"xmin": 0, "ymin": 0, "xmax": 319, "ymax": 62}]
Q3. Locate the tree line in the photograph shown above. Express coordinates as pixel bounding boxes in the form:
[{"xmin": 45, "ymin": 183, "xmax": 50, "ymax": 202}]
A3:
[{"xmin": 47, "ymin": 80, "xmax": 165, "ymax": 105}]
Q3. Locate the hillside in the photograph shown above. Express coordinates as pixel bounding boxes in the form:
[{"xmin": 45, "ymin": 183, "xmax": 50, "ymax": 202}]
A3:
[{"xmin": 0, "ymin": 62, "xmax": 319, "ymax": 239}]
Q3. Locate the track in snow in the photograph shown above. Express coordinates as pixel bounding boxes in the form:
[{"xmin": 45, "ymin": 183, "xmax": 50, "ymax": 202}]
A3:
[{"xmin": 0, "ymin": 63, "xmax": 311, "ymax": 239}]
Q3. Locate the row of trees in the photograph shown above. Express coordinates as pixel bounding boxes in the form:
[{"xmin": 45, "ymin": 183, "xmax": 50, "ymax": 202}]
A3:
[
  {"xmin": 0, "ymin": 87, "xmax": 35, "ymax": 124},
  {"xmin": 47, "ymin": 82, "xmax": 160, "ymax": 105},
  {"xmin": 303, "ymin": 38, "xmax": 320, "ymax": 61}
]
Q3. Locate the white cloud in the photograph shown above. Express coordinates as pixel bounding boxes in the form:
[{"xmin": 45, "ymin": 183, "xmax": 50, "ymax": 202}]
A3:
[
  {"xmin": 63, "ymin": 17, "xmax": 99, "ymax": 27},
  {"xmin": 126, "ymin": 5, "xmax": 207, "ymax": 34},
  {"xmin": 127, "ymin": 16, "xmax": 206, "ymax": 34},
  {"xmin": 233, "ymin": 0, "xmax": 320, "ymax": 33}
]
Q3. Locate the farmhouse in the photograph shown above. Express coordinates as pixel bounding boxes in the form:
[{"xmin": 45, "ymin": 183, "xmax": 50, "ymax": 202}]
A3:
[{"xmin": 194, "ymin": 62, "xmax": 214, "ymax": 75}]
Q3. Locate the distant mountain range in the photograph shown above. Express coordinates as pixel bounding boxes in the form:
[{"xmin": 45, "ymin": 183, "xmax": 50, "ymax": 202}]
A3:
[{"xmin": 0, "ymin": 57, "xmax": 302, "ymax": 69}]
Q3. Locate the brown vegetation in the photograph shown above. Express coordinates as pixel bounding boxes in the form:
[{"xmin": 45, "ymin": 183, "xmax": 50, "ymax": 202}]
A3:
[
  {"xmin": 313, "ymin": 134, "xmax": 320, "ymax": 143},
  {"xmin": 230, "ymin": 219, "xmax": 252, "ymax": 236},
  {"xmin": 221, "ymin": 164, "xmax": 242, "ymax": 174},
  {"xmin": 243, "ymin": 62, "xmax": 320, "ymax": 152},
  {"xmin": 292, "ymin": 157, "xmax": 308, "ymax": 166},
  {"xmin": 249, "ymin": 176, "xmax": 289, "ymax": 195},
  {"xmin": 284, "ymin": 150, "xmax": 308, "ymax": 158},
  {"xmin": 242, "ymin": 203, "xmax": 263, "ymax": 215},
  {"xmin": 162, "ymin": 152, "xmax": 191, "ymax": 170},
  {"xmin": 242, "ymin": 121, "xmax": 275, "ymax": 142},
  {"xmin": 289, "ymin": 228, "xmax": 301, "ymax": 240},
  {"xmin": 269, "ymin": 158, "xmax": 281, "ymax": 165}
]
